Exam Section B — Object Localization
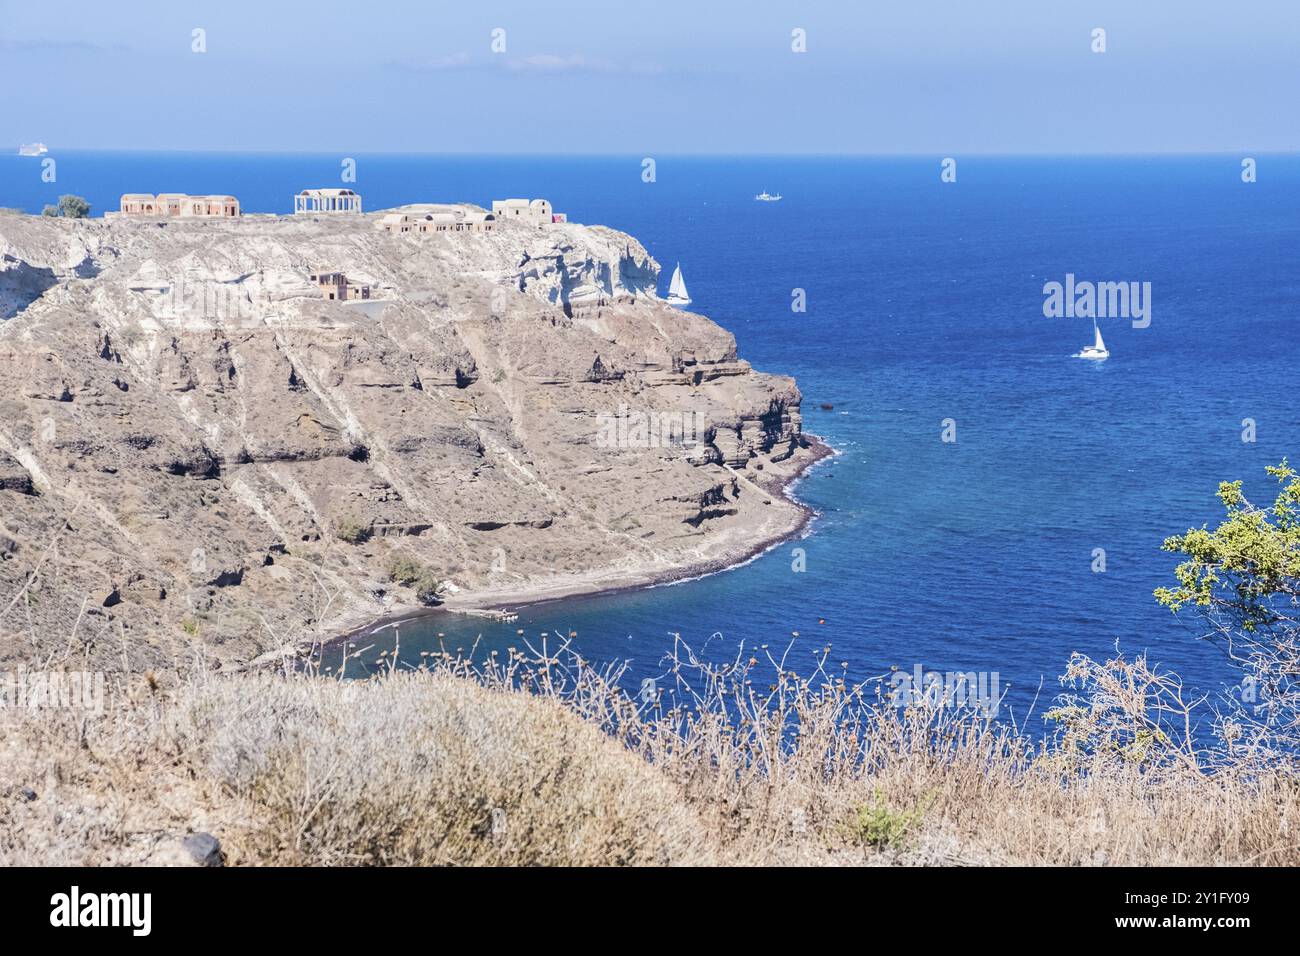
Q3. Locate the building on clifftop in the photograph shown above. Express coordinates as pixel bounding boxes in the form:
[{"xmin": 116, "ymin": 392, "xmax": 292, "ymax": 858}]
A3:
[
  {"xmin": 118, "ymin": 193, "xmax": 240, "ymax": 218},
  {"xmin": 378, "ymin": 206, "xmax": 496, "ymax": 234},
  {"xmin": 294, "ymin": 188, "xmax": 362, "ymax": 214},
  {"xmin": 491, "ymin": 198, "xmax": 562, "ymax": 226}
]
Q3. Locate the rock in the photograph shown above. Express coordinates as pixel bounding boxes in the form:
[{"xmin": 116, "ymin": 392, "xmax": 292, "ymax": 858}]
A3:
[
  {"xmin": 0, "ymin": 453, "xmax": 34, "ymax": 496},
  {"xmin": 0, "ymin": 258, "xmax": 59, "ymax": 320},
  {"xmin": 122, "ymin": 572, "xmax": 167, "ymax": 602},
  {"xmin": 202, "ymin": 566, "xmax": 246, "ymax": 589},
  {"xmin": 19, "ymin": 786, "xmax": 37, "ymax": 802},
  {"xmin": 148, "ymin": 831, "xmax": 223, "ymax": 867},
  {"xmin": 181, "ymin": 832, "xmax": 223, "ymax": 867}
]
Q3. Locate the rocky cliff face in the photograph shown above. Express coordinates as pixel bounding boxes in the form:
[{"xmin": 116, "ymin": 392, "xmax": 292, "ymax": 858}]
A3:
[{"xmin": 0, "ymin": 210, "xmax": 818, "ymax": 669}]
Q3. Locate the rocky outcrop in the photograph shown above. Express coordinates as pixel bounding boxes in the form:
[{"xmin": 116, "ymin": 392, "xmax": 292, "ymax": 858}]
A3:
[
  {"xmin": 515, "ymin": 226, "xmax": 660, "ymax": 314},
  {"xmin": 0, "ymin": 210, "xmax": 816, "ymax": 670},
  {"xmin": 0, "ymin": 212, "xmax": 115, "ymax": 319},
  {"xmin": 0, "ymin": 452, "xmax": 34, "ymax": 495}
]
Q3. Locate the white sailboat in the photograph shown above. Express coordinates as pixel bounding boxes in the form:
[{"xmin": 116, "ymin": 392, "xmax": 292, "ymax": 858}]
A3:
[
  {"xmin": 666, "ymin": 262, "xmax": 691, "ymax": 306},
  {"xmin": 1076, "ymin": 320, "xmax": 1109, "ymax": 360}
]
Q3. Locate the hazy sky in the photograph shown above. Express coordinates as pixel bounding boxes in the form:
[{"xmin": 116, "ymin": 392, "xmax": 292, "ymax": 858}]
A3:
[{"xmin": 3, "ymin": 0, "xmax": 1297, "ymax": 153}]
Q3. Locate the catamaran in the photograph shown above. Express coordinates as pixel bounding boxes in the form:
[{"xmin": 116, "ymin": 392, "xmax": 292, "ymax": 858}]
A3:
[
  {"xmin": 754, "ymin": 190, "xmax": 782, "ymax": 202},
  {"xmin": 1076, "ymin": 320, "xmax": 1109, "ymax": 360},
  {"xmin": 665, "ymin": 263, "xmax": 691, "ymax": 306},
  {"xmin": 17, "ymin": 143, "xmax": 48, "ymax": 157}
]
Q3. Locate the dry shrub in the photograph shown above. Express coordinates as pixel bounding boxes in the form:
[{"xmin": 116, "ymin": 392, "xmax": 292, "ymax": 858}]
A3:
[
  {"xmin": 1, "ymin": 637, "xmax": 1297, "ymax": 867},
  {"xmin": 172, "ymin": 671, "xmax": 715, "ymax": 865},
  {"xmin": 0, "ymin": 681, "xmax": 189, "ymax": 866},
  {"xmin": 0, "ymin": 668, "xmax": 715, "ymax": 866},
  {"xmin": 407, "ymin": 634, "xmax": 1300, "ymax": 866}
]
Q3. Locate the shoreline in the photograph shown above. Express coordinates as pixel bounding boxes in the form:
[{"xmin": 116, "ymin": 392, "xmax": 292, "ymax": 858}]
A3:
[{"xmin": 329, "ymin": 433, "xmax": 836, "ymax": 647}]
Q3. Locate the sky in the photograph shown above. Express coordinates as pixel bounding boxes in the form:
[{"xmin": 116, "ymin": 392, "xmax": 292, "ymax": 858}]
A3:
[{"xmin": 2, "ymin": 0, "xmax": 1297, "ymax": 154}]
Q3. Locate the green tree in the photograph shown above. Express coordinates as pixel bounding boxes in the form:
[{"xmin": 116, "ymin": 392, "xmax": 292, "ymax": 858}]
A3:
[
  {"xmin": 385, "ymin": 552, "xmax": 423, "ymax": 586},
  {"xmin": 41, "ymin": 205, "xmax": 59, "ymax": 217},
  {"xmin": 334, "ymin": 518, "xmax": 370, "ymax": 544},
  {"xmin": 414, "ymin": 572, "xmax": 445, "ymax": 607},
  {"xmin": 56, "ymin": 194, "xmax": 91, "ymax": 218},
  {"xmin": 1156, "ymin": 460, "xmax": 1300, "ymax": 752}
]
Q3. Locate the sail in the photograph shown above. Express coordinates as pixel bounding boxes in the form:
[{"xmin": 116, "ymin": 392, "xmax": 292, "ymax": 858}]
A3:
[
  {"xmin": 668, "ymin": 264, "xmax": 689, "ymax": 301},
  {"xmin": 1093, "ymin": 321, "xmax": 1105, "ymax": 352}
]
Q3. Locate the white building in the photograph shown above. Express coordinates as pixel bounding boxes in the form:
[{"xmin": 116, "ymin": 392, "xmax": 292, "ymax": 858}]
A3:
[
  {"xmin": 294, "ymin": 188, "xmax": 362, "ymax": 214},
  {"xmin": 119, "ymin": 193, "xmax": 240, "ymax": 218},
  {"xmin": 377, "ymin": 205, "xmax": 495, "ymax": 234},
  {"xmin": 491, "ymin": 198, "xmax": 558, "ymax": 226},
  {"xmin": 378, "ymin": 213, "xmax": 413, "ymax": 233}
]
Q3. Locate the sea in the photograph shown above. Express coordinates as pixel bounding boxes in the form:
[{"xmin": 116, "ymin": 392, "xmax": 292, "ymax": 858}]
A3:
[{"xmin": 3, "ymin": 151, "xmax": 1298, "ymax": 730}]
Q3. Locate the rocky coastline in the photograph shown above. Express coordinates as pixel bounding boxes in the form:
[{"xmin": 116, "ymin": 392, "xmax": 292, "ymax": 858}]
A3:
[
  {"xmin": 333, "ymin": 431, "xmax": 835, "ymax": 646},
  {"xmin": 0, "ymin": 208, "xmax": 826, "ymax": 671}
]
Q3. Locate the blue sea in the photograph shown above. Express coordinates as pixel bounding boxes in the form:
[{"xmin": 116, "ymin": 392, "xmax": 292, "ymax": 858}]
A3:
[{"xmin": 4, "ymin": 151, "xmax": 1298, "ymax": 729}]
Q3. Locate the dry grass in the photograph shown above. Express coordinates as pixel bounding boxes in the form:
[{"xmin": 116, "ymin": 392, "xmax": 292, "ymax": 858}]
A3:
[
  {"xmin": 0, "ymin": 670, "xmax": 713, "ymax": 865},
  {"xmin": 1, "ymin": 636, "xmax": 1296, "ymax": 866}
]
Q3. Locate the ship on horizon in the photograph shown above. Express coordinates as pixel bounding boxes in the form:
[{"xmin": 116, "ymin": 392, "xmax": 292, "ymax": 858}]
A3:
[{"xmin": 17, "ymin": 143, "xmax": 48, "ymax": 157}]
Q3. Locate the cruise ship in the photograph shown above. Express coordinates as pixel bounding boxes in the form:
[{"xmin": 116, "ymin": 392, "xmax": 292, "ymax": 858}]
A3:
[{"xmin": 18, "ymin": 143, "xmax": 48, "ymax": 157}]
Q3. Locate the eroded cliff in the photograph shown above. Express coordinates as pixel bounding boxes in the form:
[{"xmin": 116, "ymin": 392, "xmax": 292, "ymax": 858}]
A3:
[{"xmin": 0, "ymin": 209, "xmax": 819, "ymax": 669}]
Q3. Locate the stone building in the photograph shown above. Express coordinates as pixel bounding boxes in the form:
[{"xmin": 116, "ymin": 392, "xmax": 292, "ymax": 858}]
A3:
[
  {"xmin": 119, "ymin": 194, "xmax": 240, "ymax": 218},
  {"xmin": 491, "ymin": 198, "xmax": 561, "ymax": 226},
  {"xmin": 309, "ymin": 271, "xmax": 371, "ymax": 301},
  {"xmin": 378, "ymin": 206, "xmax": 496, "ymax": 234},
  {"xmin": 378, "ymin": 213, "xmax": 413, "ymax": 233},
  {"xmin": 421, "ymin": 210, "xmax": 494, "ymax": 233},
  {"xmin": 294, "ymin": 188, "xmax": 362, "ymax": 214}
]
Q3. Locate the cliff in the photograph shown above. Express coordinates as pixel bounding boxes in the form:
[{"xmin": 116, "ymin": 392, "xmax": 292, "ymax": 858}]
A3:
[{"xmin": 0, "ymin": 209, "xmax": 819, "ymax": 669}]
